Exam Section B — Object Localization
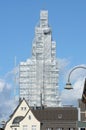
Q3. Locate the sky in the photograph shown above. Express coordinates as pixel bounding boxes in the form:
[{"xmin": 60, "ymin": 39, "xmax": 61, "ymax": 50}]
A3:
[{"xmin": 0, "ymin": 0, "xmax": 86, "ymax": 123}]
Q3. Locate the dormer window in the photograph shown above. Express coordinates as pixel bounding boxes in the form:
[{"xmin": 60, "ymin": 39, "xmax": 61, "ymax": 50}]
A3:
[{"xmin": 58, "ymin": 114, "xmax": 62, "ymax": 119}]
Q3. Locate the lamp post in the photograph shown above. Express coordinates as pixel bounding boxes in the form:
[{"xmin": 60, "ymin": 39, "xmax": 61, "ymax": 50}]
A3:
[
  {"xmin": 64, "ymin": 66, "xmax": 86, "ymax": 90},
  {"xmin": 64, "ymin": 65, "xmax": 86, "ymax": 129}
]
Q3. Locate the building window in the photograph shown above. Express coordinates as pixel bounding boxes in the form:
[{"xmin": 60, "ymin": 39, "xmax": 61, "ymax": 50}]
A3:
[
  {"xmin": 12, "ymin": 128, "xmax": 17, "ymax": 130},
  {"xmin": 46, "ymin": 128, "xmax": 53, "ymax": 130},
  {"xmin": 29, "ymin": 115, "xmax": 31, "ymax": 120},
  {"xmin": 21, "ymin": 107, "xmax": 27, "ymax": 110},
  {"xmin": 58, "ymin": 114, "xmax": 62, "ymax": 119},
  {"xmin": 32, "ymin": 125, "xmax": 36, "ymax": 130},
  {"xmin": 23, "ymin": 125, "xmax": 28, "ymax": 130},
  {"xmin": 24, "ymin": 107, "xmax": 26, "ymax": 110},
  {"xmin": 56, "ymin": 128, "xmax": 63, "ymax": 130},
  {"xmin": 21, "ymin": 107, "xmax": 23, "ymax": 110},
  {"xmin": 14, "ymin": 128, "xmax": 17, "ymax": 130},
  {"xmin": 69, "ymin": 128, "xmax": 74, "ymax": 130}
]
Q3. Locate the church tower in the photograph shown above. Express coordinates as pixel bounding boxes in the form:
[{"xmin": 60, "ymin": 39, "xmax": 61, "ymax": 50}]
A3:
[{"xmin": 19, "ymin": 10, "xmax": 61, "ymax": 107}]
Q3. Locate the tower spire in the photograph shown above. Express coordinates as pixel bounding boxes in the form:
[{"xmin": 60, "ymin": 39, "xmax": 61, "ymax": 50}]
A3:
[
  {"xmin": 19, "ymin": 10, "xmax": 61, "ymax": 107},
  {"xmin": 40, "ymin": 10, "xmax": 48, "ymax": 27}
]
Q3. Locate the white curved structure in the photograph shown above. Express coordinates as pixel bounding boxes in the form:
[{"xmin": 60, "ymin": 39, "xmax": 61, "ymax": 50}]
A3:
[{"xmin": 19, "ymin": 10, "xmax": 61, "ymax": 107}]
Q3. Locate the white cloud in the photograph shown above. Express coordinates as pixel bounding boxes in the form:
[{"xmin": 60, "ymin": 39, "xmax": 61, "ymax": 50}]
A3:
[
  {"xmin": 4, "ymin": 66, "xmax": 19, "ymax": 85},
  {"xmin": 66, "ymin": 64, "xmax": 86, "ymax": 82},
  {"xmin": 58, "ymin": 58, "xmax": 70, "ymax": 70},
  {"xmin": 58, "ymin": 58, "xmax": 70, "ymax": 84},
  {"xmin": 6, "ymin": 83, "xmax": 11, "ymax": 90},
  {"xmin": 0, "ymin": 80, "xmax": 5, "ymax": 92},
  {"xmin": 0, "ymin": 79, "xmax": 12, "ymax": 92},
  {"xmin": 4, "ymin": 99, "xmax": 18, "ymax": 112},
  {"xmin": 0, "ymin": 67, "xmax": 19, "ymax": 122}
]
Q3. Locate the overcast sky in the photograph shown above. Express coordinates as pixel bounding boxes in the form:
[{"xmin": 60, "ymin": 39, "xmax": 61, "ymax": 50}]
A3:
[{"xmin": 0, "ymin": 0, "xmax": 86, "ymax": 122}]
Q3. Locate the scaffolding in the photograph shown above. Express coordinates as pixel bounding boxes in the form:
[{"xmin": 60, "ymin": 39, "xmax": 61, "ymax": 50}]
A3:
[{"xmin": 19, "ymin": 10, "xmax": 61, "ymax": 107}]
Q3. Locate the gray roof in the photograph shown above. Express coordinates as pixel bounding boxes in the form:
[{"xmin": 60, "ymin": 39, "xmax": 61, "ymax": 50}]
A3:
[
  {"xmin": 12, "ymin": 116, "xmax": 24, "ymax": 124},
  {"xmin": 12, "ymin": 106, "xmax": 78, "ymax": 124},
  {"xmin": 10, "ymin": 98, "xmax": 29, "ymax": 118},
  {"xmin": 32, "ymin": 107, "xmax": 78, "ymax": 122}
]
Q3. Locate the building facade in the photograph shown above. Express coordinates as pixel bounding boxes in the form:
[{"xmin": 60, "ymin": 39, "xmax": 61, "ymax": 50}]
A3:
[
  {"xmin": 5, "ymin": 99, "xmax": 78, "ymax": 130},
  {"xmin": 19, "ymin": 10, "xmax": 61, "ymax": 107},
  {"xmin": 78, "ymin": 79, "xmax": 86, "ymax": 129}
]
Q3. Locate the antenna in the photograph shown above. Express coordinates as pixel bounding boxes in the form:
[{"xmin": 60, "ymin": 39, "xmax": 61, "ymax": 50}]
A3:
[
  {"xmin": 40, "ymin": 93, "xmax": 42, "ymax": 109},
  {"xmin": 14, "ymin": 56, "xmax": 17, "ymax": 101},
  {"xmin": 42, "ymin": 1, "xmax": 46, "ymax": 10}
]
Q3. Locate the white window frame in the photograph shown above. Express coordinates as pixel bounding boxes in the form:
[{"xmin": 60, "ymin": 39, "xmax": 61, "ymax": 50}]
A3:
[
  {"xmin": 32, "ymin": 125, "xmax": 36, "ymax": 130},
  {"xmin": 23, "ymin": 125, "xmax": 28, "ymax": 130},
  {"xmin": 14, "ymin": 128, "xmax": 17, "ymax": 130},
  {"xmin": 57, "ymin": 128, "xmax": 63, "ymax": 130},
  {"xmin": 46, "ymin": 128, "xmax": 53, "ymax": 130},
  {"xmin": 69, "ymin": 128, "xmax": 74, "ymax": 130}
]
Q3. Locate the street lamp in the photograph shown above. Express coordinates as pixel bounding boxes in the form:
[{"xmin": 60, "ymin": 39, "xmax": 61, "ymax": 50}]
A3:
[
  {"xmin": 64, "ymin": 65, "xmax": 86, "ymax": 128},
  {"xmin": 64, "ymin": 66, "xmax": 86, "ymax": 90}
]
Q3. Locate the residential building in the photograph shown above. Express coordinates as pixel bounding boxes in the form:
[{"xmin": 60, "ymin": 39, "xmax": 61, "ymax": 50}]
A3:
[
  {"xmin": 78, "ymin": 99, "xmax": 86, "ymax": 130},
  {"xmin": 78, "ymin": 79, "xmax": 86, "ymax": 130},
  {"xmin": 4, "ymin": 99, "xmax": 30, "ymax": 130},
  {"xmin": 4, "ymin": 99, "xmax": 78, "ymax": 130},
  {"xmin": 19, "ymin": 10, "xmax": 61, "ymax": 107}
]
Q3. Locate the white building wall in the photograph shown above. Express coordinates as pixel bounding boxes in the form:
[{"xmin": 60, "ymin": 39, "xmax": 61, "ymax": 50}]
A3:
[
  {"xmin": 5, "ymin": 100, "xmax": 29, "ymax": 130},
  {"xmin": 20, "ymin": 110, "xmax": 40, "ymax": 130}
]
